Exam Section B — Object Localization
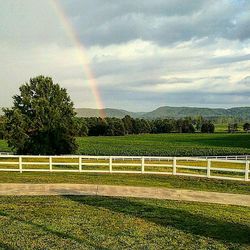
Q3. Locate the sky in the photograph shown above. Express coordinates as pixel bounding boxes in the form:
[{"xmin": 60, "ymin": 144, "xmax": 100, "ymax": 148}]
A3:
[{"xmin": 0, "ymin": 0, "xmax": 250, "ymax": 111}]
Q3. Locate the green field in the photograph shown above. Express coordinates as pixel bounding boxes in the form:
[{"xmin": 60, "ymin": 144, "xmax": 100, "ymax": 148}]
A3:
[
  {"xmin": 1, "ymin": 133, "xmax": 250, "ymax": 156},
  {"xmin": 76, "ymin": 133, "xmax": 250, "ymax": 156},
  {"xmin": 214, "ymin": 124, "xmax": 244, "ymax": 133},
  {"xmin": 0, "ymin": 196, "xmax": 249, "ymax": 249}
]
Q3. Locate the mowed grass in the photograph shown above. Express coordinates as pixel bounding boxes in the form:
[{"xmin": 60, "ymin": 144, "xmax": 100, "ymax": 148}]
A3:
[
  {"xmin": 1, "ymin": 133, "xmax": 250, "ymax": 156},
  {"xmin": 0, "ymin": 196, "xmax": 249, "ymax": 249},
  {"xmin": 0, "ymin": 172, "xmax": 249, "ymax": 194}
]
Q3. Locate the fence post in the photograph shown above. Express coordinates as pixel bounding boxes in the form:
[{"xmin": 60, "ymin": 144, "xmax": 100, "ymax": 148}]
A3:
[
  {"xmin": 49, "ymin": 156, "xmax": 52, "ymax": 172},
  {"xmin": 141, "ymin": 156, "xmax": 145, "ymax": 173},
  {"xmin": 173, "ymin": 157, "xmax": 176, "ymax": 175},
  {"xmin": 109, "ymin": 156, "xmax": 112, "ymax": 173},
  {"xmin": 245, "ymin": 161, "xmax": 249, "ymax": 181},
  {"xmin": 19, "ymin": 156, "xmax": 22, "ymax": 173},
  {"xmin": 79, "ymin": 156, "xmax": 82, "ymax": 172},
  {"xmin": 207, "ymin": 159, "xmax": 211, "ymax": 178}
]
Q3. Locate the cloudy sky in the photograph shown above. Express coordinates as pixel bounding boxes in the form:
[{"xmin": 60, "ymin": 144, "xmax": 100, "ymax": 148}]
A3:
[{"xmin": 1, "ymin": 0, "xmax": 250, "ymax": 111}]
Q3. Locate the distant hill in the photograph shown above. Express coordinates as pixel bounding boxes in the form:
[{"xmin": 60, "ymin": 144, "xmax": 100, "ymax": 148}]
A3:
[
  {"xmin": 75, "ymin": 108, "xmax": 143, "ymax": 118},
  {"xmin": 1, "ymin": 106, "xmax": 250, "ymax": 119},
  {"xmin": 75, "ymin": 106, "xmax": 250, "ymax": 119},
  {"xmin": 141, "ymin": 106, "xmax": 226, "ymax": 118}
]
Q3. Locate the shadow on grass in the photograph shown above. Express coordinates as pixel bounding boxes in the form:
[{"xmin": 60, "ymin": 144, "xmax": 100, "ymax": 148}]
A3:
[
  {"xmin": 0, "ymin": 211, "xmax": 109, "ymax": 250},
  {"xmin": 0, "ymin": 242, "xmax": 16, "ymax": 250},
  {"xmin": 66, "ymin": 195, "xmax": 250, "ymax": 246}
]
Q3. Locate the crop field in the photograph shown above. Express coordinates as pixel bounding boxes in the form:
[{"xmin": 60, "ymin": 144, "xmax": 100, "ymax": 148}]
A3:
[
  {"xmin": 0, "ymin": 196, "xmax": 249, "ymax": 249},
  {"xmin": 76, "ymin": 133, "xmax": 250, "ymax": 156},
  {"xmin": 1, "ymin": 133, "xmax": 250, "ymax": 156}
]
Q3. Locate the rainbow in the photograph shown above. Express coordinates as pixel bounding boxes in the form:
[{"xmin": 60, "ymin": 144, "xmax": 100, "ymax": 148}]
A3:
[{"xmin": 50, "ymin": 0, "xmax": 106, "ymax": 118}]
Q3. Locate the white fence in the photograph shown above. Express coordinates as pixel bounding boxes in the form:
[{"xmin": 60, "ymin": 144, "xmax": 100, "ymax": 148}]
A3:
[
  {"xmin": 0, "ymin": 152, "xmax": 14, "ymax": 156},
  {"xmin": 199, "ymin": 155, "xmax": 250, "ymax": 160},
  {"xmin": 0, "ymin": 155, "xmax": 249, "ymax": 182}
]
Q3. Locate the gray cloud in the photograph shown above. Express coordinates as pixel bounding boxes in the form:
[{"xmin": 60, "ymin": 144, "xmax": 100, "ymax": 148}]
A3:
[
  {"xmin": 209, "ymin": 54, "xmax": 250, "ymax": 65},
  {"xmin": 239, "ymin": 76, "xmax": 250, "ymax": 85},
  {"xmin": 61, "ymin": 0, "xmax": 250, "ymax": 46}
]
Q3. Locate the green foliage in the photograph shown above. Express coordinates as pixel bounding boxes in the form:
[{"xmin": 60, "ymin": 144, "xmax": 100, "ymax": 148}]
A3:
[
  {"xmin": 74, "ymin": 117, "xmax": 88, "ymax": 136},
  {"xmin": 105, "ymin": 117, "xmax": 125, "ymax": 136},
  {"xmin": 201, "ymin": 121, "xmax": 215, "ymax": 133},
  {"xmin": 228, "ymin": 123, "xmax": 238, "ymax": 133},
  {"xmin": 132, "ymin": 118, "xmax": 151, "ymax": 134},
  {"xmin": 243, "ymin": 122, "xmax": 250, "ymax": 131},
  {"xmin": 0, "ymin": 116, "xmax": 6, "ymax": 139},
  {"xmin": 122, "ymin": 115, "xmax": 134, "ymax": 134},
  {"xmin": 3, "ymin": 76, "xmax": 78, "ymax": 155},
  {"xmin": 81, "ymin": 115, "xmax": 204, "ymax": 136}
]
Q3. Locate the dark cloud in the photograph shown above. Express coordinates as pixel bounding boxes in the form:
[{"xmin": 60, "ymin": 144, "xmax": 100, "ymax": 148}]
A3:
[
  {"xmin": 61, "ymin": 0, "xmax": 250, "ymax": 46},
  {"xmin": 209, "ymin": 54, "xmax": 250, "ymax": 65}
]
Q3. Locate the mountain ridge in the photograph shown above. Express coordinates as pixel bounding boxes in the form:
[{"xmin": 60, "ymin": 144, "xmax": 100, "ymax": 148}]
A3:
[
  {"xmin": 1, "ymin": 106, "xmax": 250, "ymax": 119},
  {"xmin": 75, "ymin": 106, "xmax": 250, "ymax": 119}
]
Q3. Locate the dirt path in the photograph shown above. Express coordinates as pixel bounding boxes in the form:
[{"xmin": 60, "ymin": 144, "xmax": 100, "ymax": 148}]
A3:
[{"xmin": 0, "ymin": 183, "xmax": 249, "ymax": 206}]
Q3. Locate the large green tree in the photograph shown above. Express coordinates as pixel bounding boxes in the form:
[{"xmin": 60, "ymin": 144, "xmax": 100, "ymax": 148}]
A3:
[{"xmin": 4, "ymin": 76, "xmax": 78, "ymax": 155}]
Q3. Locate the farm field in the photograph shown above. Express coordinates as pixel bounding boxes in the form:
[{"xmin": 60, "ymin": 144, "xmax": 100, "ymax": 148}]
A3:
[
  {"xmin": 1, "ymin": 133, "xmax": 250, "ymax": 156},
  {"xmin": 0, "ymin": 196, "xmax": 249, "ymax": 249},
  {"xmin": 76, "ymin": 133, "xmax": 250, "ymax": 156}
]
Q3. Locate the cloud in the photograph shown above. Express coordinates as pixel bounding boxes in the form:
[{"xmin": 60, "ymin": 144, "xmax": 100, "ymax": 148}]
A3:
[
  {"xmin": 61, "ymin": 0, "xmax": 250, "ymax": 46},
  {"xmin": 0, "ymin": 0, "xmax": 250, "ymax": 111}
]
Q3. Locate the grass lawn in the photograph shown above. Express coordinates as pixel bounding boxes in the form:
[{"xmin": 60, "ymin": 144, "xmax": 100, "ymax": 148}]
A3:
[
  {"xmin": 0, "ymin": 196, "xmax": 249, "ymax": 249},
  {"xmin": 0, "ymin": 172, "xmax": 249, "ymax": 194}
]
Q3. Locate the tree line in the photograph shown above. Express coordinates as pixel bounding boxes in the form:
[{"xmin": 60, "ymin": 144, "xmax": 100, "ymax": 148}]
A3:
[{"xmin": 74, "ymin": 116, "xmax": 215, "ymax": 137}]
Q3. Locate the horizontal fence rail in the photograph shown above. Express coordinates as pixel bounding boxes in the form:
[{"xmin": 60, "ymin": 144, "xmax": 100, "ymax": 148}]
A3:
[
  {"xmin": 198, "ymin": 155, "xmax": 250, "ymax": 160},
  {"xmin": 0, "ymin": 155, "xmax": 249, "ymax": 182}
]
